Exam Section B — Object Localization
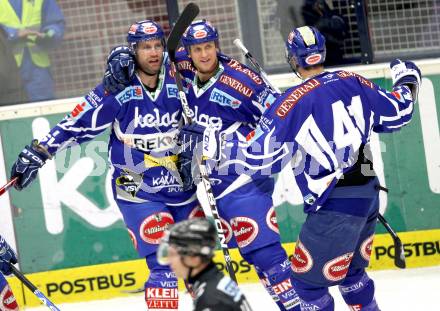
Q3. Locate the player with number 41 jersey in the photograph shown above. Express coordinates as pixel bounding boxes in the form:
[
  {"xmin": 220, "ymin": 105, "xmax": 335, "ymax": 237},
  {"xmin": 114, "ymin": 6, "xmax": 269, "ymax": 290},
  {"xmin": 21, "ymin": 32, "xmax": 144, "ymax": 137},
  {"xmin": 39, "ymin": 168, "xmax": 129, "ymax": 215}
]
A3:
[{"xmin": 217, "ymin": 26, "xmax": 421, "ymax": 311}]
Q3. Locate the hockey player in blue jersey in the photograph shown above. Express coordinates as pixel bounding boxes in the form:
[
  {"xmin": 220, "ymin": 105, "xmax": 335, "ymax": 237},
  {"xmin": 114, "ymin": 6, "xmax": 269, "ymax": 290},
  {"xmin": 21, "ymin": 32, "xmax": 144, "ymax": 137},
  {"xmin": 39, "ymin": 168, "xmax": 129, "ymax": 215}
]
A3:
[
  {"xmin": 176, "ymin": 20, "xmax": 300, "ymax": 310},
  {"xmin": 0, "ymin": 235, "xmax": 19, "ymax": 310},
  {"xmin": 104, "ymin": 19, "xmax": 300, "ymax": 310},
  {"xmin": 202, "ymin": 26, "xmax": 421, "ymax": 310},
  {"xmin": 9, "ymin": 20, "xmax": 205, "ymax": 310}
]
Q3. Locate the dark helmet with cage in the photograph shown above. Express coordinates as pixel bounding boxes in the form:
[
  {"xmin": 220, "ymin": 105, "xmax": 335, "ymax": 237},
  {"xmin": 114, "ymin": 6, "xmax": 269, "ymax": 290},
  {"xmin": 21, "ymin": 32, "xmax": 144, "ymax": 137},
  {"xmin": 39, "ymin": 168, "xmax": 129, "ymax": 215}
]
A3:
[
  {"xmin": 158, "ymin": 218, "xmax": 217, "ymax": 265},
  {"xmin": 126, "ymin": 20, "xmax": 165, "ymax": 52},
  {"xmin": 285, "ymin": 26, "xmax": 326, "ymax": 70},
  {"xmin": 181, "ymin": 19, "xmax": 219, "ymax": 51}
]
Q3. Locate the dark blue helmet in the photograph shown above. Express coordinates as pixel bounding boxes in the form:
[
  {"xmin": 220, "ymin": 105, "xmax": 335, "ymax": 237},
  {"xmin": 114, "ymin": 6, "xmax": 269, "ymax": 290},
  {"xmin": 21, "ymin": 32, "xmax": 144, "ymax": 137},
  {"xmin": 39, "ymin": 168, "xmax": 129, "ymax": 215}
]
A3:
[
  {"xmin": 127, "ymin": 20, "xmax": 165, "ymax": 50},
  {"xmin": 182, "ymin": 20, "xmax": 219, "ymax": 49},
  {"xmin": 285, "ymin": 26, "xmax": 326, "ymax": 68}
]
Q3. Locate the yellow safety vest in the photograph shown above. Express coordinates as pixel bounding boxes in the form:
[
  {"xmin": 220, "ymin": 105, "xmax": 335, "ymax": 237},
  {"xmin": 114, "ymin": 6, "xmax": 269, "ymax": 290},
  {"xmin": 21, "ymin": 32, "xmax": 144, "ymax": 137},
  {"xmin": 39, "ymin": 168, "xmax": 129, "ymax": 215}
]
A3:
[{"xmin": 0, "ymin": 0, "xmax": 50, "ymax": 67}]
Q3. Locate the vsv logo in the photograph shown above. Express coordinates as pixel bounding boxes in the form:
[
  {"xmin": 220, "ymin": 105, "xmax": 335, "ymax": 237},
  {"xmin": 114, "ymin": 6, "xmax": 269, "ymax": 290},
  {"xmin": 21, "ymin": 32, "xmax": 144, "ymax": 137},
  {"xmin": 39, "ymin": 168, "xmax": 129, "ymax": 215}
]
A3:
[
  {"xmin": 116, "ymin": 86, "xmax": 143, "ymax": 104},
  {"xmin": 210, "ymin": 88, "xmax": 241, "ymax": 109}
]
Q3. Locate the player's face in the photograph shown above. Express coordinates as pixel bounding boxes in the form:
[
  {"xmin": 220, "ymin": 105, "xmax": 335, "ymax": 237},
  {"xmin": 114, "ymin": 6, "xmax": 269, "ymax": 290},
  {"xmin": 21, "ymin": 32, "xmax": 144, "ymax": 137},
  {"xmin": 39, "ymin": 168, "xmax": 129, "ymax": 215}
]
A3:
[
  {"xmin": 135, "ymin": 39, "xmax": 164, "ymax": 75},
  {"xmin": 167, "ymin": 246, "xmax": 190, "ymax": 279},
  {"xmin": 188, "ymin": 41, "xmax": 219, "ymax": 78}
]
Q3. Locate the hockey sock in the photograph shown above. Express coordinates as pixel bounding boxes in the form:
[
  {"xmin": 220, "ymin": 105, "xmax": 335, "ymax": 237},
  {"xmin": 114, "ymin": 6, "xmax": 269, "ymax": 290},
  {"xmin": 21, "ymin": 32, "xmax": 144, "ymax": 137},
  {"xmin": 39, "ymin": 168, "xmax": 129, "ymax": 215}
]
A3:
[
  {"xmin": 244, "ymin": 244, "xmax": 300, "ymax": 310},
  {"xmin": 0, "ymin": 274, "xmax": 19, "ymax": 311},
  {"xmin": 144, "ymin": 254, "xmax": 179, "ymax": 310},
  {"xmin": 255, "ymin": 265, "xmax": 286, "ymax": 310},
  {"xmin": 338, "ymin": 269, "xmax": 380, "ymax": 311},
  {"xmin": 292, "ymin": 278, "xmax": 335, "ymax": 311}
]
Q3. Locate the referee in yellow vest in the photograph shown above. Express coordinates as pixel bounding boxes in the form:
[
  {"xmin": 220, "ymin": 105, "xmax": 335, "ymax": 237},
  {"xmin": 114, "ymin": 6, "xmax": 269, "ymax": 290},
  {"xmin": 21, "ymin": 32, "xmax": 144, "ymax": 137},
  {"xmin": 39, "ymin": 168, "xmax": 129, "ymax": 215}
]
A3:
[{"xmin": 0, "ymin": 0, "xmax": 64, "ymax": 102}]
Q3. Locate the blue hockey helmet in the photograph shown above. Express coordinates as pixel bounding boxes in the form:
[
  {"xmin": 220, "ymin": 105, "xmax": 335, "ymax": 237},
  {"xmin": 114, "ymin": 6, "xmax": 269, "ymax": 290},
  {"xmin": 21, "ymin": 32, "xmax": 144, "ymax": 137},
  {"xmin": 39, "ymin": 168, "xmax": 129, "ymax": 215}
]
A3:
[
  {"xmin": 181, "ymin": 19, "xmax": 219, "ymax": 49},
  {"xmin": 127, "ymin": 20, "xmax": 165, "ymax": 50},
  {"xmin": 285, "ymin": 26, "xmax": 326, "ymax": 68}
]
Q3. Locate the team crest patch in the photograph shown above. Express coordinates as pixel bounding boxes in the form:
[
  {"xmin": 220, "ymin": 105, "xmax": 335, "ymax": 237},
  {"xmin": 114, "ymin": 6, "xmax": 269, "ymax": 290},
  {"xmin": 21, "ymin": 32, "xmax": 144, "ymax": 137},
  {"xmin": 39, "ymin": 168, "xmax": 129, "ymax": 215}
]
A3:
[
  {"xmin": 323, "ymin": 252, "xmax": 354, "ymax": 282},
  {"xmin": 140, "ymin": 212, "xmax": 174, "ymax": 244},
  {"xmin": 230, "ymin": 217, "xmax": 259, "ymax": 248},
  {"xmin": 360, "ymin": 235, "xmax": 374, "ymax": 261},
  {"xmin": 291, "ymin": 239, "xmax": 313, "ymax": 273},
  {"xmin": 115, "ymin": 170, "xmax": 143, "ymax": 197},
  {"xmin": 209, "ymin": 88, "xmax": 242, "ymax": 108},
  {"xmin": 116, "ymin": 86, "xmax": 143, "ymax": 104}
]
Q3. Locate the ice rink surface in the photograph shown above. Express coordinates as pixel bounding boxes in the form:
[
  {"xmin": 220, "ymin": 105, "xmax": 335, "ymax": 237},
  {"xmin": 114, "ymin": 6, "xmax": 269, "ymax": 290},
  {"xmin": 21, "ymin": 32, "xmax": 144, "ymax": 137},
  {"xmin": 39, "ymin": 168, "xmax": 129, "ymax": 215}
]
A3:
[{"xmin": 28, "ymin": 266, "xmax": 440, "ymax": 310}]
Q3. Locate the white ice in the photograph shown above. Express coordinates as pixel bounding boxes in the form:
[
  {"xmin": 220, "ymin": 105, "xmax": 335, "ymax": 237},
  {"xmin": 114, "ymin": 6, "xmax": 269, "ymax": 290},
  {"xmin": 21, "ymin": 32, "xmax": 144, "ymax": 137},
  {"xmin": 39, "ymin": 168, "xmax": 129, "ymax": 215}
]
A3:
[{"xmin": 27, "ymin": 265, "xmax": 440, "ymax": 310}]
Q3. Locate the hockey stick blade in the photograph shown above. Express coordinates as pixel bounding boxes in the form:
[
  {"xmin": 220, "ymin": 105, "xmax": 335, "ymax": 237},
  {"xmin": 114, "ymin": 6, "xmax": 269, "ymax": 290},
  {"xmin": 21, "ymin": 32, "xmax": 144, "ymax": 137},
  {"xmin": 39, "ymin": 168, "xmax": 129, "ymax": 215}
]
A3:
[
  {"xmin": 167, "ymin": 2, "xmax": 199, "ymax": 61},
  {"xmin": 9, "ymin": 264, "xmax": 61, "ymax": 310},
  {"xmin": 378, "ymin": 214, "xmax": 406, "ymax": 269}
]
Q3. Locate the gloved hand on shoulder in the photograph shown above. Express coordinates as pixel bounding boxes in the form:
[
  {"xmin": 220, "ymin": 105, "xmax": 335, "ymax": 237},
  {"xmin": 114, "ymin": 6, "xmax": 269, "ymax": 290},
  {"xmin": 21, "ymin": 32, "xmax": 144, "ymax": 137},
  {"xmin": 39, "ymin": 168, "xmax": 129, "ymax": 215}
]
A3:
[
  {"xmin": 103, "ymin": 45, "xmax": 136, "ymax": 93},
  {"xmin": 390, "ymin": 59, "xmax": 421, "ymax": 102}
]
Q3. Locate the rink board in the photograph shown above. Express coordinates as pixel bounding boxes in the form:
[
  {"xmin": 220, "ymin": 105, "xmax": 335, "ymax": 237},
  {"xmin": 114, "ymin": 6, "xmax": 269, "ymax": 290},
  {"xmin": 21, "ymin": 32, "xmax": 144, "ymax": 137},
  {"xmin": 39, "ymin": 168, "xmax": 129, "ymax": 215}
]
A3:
[
  {"xmin": 7, "ymin": 228, "xmax": 440, "ymax": 308},
  {"xmin": 0, "ymin": 59, "xmax": 439, "ymax": 307}
]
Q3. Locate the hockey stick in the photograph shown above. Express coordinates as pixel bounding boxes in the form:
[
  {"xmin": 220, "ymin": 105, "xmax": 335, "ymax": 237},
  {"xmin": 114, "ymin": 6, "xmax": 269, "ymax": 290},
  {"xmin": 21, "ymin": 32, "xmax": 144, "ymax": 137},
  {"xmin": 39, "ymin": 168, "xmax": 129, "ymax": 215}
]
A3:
[
  {"xmin": 233, "ymin": 38, "xmax": 281, "ymax": 93},
  {"xmin": 377, "ymin": 214, "xmax": 406, "ymax": 269},
  {"xmin": 8, "ymin": 263, "xmax": 61, "ymax": 310},
  {"xmin": 167, "ymin": 3, "xmax": 237, "ymax": 283},
  {"xmin": 234, "ymin": 39, "xmax": 407, "ymax": 269},
  {"xmin": 0, "ymin": 177, "xmax": 18, "ymax": 197},
  {"xmin": 375, "ymin": 186, "xmax": 406, "ymax": 268}
]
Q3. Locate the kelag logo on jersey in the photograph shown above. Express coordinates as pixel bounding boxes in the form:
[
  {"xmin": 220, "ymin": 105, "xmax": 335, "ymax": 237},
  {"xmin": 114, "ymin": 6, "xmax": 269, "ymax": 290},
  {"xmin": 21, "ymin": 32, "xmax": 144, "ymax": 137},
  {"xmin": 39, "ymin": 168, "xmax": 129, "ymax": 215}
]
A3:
[
  {"xmin": 209, "ymin": 88, "xmax": 241, "ymax": 109},
  {"xmin": 166, "ymin": 84, "xmax": 178, "ymax": 99},
  {"xmin": 116, "ymin": 86, "xmax": 143, "ymax": 104}
]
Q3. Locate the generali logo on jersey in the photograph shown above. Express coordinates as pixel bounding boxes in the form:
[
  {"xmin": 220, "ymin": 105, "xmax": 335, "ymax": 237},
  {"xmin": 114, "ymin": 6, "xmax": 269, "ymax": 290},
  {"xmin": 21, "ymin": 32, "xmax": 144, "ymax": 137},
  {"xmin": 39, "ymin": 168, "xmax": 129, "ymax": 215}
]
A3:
[
  {"xmin": 227, "ymin": 59, "xmax": 263, "ymax": 85},
  {"xmin": 276, "ymin": 79, "xmax": 320, "ymax": 119},
  {"xmin": 219, "ymin": 74, "xmax": 253, "ymax": 98}
]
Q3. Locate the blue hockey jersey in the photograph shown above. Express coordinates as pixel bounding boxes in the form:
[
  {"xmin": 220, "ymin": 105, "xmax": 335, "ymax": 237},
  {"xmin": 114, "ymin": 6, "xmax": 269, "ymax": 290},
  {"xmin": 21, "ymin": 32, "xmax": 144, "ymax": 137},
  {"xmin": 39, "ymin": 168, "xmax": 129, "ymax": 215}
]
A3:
[
  {"xmin": 223, "ymin": 70, "xmax": 416, "ymax": 212},
  {"xmin": 39, "ymin": 56, "xmax": 196, "ymax": 205},
  {"xmin": 176, "ymin": 51, "xmax": 278, "ymax": 198}
]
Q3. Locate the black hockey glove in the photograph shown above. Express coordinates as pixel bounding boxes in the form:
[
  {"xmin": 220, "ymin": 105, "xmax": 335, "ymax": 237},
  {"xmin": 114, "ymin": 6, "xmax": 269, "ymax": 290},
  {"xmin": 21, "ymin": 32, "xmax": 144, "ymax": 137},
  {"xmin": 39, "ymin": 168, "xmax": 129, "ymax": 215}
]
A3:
[
  {"xmin": 11, "ymin": 140, "xmax": 51, "ymax": 191},
  {"xmin": 0, "ymin": 235, "xmax": 17, "ymax": 276}
]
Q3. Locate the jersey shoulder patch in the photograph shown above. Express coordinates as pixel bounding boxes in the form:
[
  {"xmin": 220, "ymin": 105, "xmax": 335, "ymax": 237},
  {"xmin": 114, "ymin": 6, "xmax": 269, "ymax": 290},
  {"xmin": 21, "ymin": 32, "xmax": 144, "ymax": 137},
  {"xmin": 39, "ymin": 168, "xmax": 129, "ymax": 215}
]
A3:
[{"xmin": 115, "ymin": 85, "xmax": 144, "ymax": 105}]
